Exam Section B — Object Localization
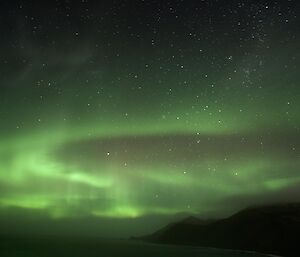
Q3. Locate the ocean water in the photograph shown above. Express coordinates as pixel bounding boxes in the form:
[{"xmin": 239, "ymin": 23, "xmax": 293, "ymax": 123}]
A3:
[{"xmin": 0, "ymin": 237, "xmax": 270, "ymax": 257}]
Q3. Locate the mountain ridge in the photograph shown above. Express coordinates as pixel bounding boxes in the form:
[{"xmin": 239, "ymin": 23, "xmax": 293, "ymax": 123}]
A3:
[{"xmin": 133, "ymin": 203, "xmax": 300, "ymax": 257}]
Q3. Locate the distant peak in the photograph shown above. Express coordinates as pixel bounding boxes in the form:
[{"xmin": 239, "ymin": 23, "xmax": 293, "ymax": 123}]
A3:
[{"xmin": 181, "ymin": 216, "xmax": 201, "ymax": 224}]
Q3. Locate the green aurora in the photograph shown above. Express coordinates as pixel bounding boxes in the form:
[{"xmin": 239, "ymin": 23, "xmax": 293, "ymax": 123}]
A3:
[{"xmin": 0, "ymin": 0, "xmax": 299, "ymax": 237}]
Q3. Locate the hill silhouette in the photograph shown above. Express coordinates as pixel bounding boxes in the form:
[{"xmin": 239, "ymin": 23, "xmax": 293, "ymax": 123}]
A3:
[{"xmin": 135, "ymin": 203, "xmax": 300, "ymax": 257}]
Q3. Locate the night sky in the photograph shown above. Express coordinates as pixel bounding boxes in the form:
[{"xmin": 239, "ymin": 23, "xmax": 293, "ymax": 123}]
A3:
[{"xmin": 0, "ymin": 0, "xmax": 299, "ymax": 237}]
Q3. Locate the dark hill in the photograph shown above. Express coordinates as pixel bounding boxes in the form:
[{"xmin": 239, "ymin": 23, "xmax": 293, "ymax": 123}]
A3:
[{"xmin": 136, "ymin": 203, "xmax": 300, "ymax": 257}]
